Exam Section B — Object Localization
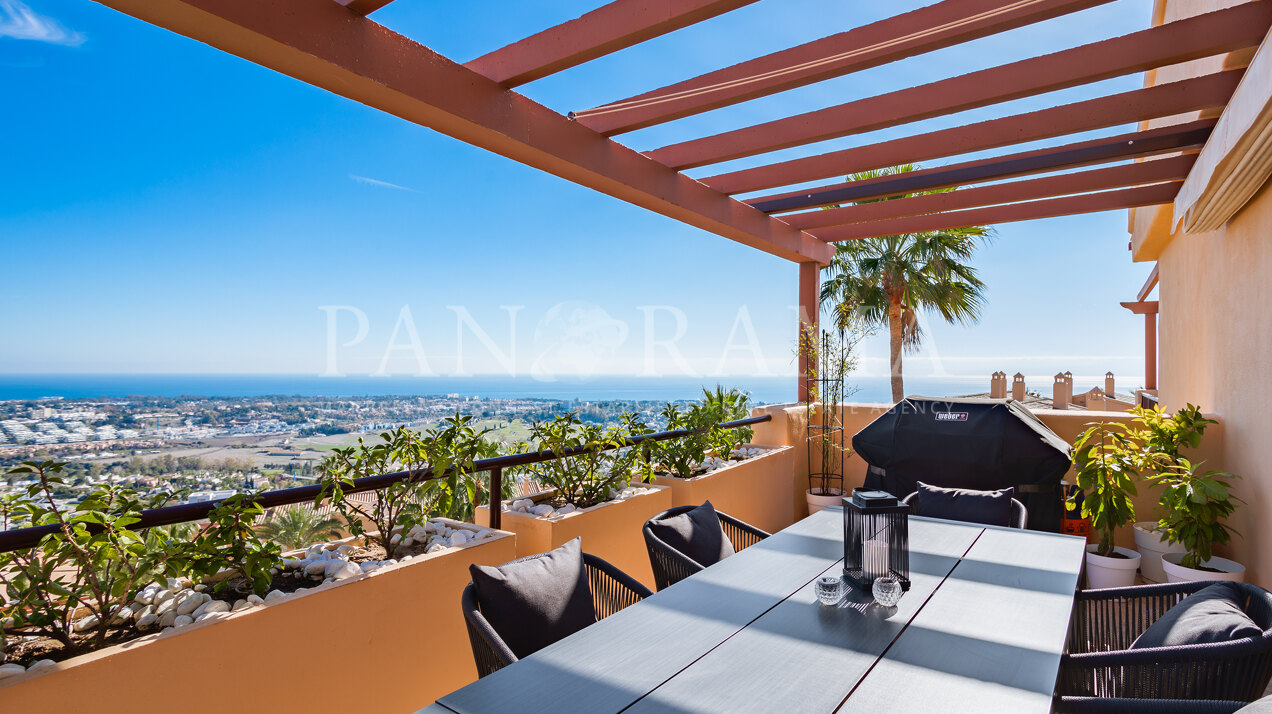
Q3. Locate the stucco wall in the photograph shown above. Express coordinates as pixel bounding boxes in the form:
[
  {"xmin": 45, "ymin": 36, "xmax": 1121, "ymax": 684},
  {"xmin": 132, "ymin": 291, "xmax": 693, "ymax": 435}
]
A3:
[{"xmin": 1128, "ymin": 0, "xmax": 1271, "ymax": 587}]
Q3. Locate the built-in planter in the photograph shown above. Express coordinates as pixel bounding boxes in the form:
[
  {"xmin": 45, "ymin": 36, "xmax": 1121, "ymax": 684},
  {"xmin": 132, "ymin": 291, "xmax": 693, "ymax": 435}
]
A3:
[
  {"xmin": 0, "ymin": 519, "xmax": 516, "ymax": 712},
  {"xmin": 476, "ymin": 484, "xmax": 671, "ymax": 589},
  {"xmin": 1085, "ymin": 545, "xmax": 1141, "ymax": 589},
  {"xmin": 653, "ymin": 445, "xmax": 794, "ymax": 534},
  {"xmin": 1162, "ymin": 552, "xmax": 1247, "ymax": 583},
  {"xmin": 1133, "ymin": 521, "xmax": 1187, "ymax": 583}
]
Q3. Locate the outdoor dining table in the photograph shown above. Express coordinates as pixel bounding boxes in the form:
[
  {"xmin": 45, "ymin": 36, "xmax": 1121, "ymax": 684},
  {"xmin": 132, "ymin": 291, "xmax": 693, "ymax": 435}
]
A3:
[{"xmin": 426, "ymin": 506, "xmax": 1087, "ymax": 713}]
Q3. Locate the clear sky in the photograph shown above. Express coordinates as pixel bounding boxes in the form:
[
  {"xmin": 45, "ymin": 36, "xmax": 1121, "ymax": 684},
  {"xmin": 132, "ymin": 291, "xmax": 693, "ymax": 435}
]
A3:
[{"xmin": 1, "ymin": 0, "xmax": 1159, "ymax": 388}]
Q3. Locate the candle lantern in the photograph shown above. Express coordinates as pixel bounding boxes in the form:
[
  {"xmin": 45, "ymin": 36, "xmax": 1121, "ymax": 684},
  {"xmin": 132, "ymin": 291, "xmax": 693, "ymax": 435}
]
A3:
[{"xmin": 842, "ymin": 489, "xmax": 910, "ymax": 592}]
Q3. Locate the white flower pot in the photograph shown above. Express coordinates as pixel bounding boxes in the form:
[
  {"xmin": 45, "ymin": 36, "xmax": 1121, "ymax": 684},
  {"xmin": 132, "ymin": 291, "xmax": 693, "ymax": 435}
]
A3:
[
  {"xmin": 1161, "ymin": 552, "xmax": 1246, "ymax": 583},
  {"xmin": 1085, "ymin": 545, "xmax": 1141, "ymax": 589},
  {"xmin": 1133, "ymin": 521, "xmax": 1186, "ymax": 583},
  {"xmin": 806, "ymin": 488, "xmax": 846, "ymax": 515}
]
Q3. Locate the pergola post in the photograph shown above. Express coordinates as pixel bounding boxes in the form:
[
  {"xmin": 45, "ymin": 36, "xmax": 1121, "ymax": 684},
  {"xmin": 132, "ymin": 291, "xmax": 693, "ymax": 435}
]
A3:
[
  {"xmin": 798, "ymin": 262, "xmax": 820, "ymax": 403},
  {"xmin": 1121, "ymin": 301, "xmax": 1160, "ymax": 390}
]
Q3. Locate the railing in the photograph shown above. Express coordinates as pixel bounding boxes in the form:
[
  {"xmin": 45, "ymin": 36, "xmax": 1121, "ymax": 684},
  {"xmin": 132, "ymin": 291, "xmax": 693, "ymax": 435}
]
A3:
[{"xmin": 0, "ymin": 414, "xmax": 770, "ymax": 553}]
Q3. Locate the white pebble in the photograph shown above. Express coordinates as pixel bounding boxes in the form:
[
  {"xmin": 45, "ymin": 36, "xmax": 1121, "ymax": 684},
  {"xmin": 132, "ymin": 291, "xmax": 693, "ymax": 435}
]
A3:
[
  {"xmin": 173, "ymin": 615, "xmax": 193, "ymax": 628},
  {"xmin": 137, "ymin": 613, "xmax": 159, "ymax": 630},
  {"xmin": 333, "ymin": 562, "xmax": 362, "ymax": 580},
  {"xmin": 474, "ymin": 529, "xmax": 492, "ymax": 541},
  {"xmin": 0, "ymin": 663, "xmax": 26, "ymax": 680},
  {"xmin": 25, "ymin": 659, "xmax": 56, "ymax": 673},
  {"xmin": 72, "ymin": 615, "xmax": 99, "ymax": 632},
  {"xmin": 323, "ymin": 559, "xmax": 349, "ymax": 578},
  {"xmin": 555, "ymin": 504, "xmax": 576, "ymax": 515},
  {"xmin": 360, "ymin": 562, "xmax": 381, "ymax": 574},
  {"xmin": 450, "ymin": 531, "xmax": 470, "ymax": 546},
  {"xmin": 264, "ymin": 589, "xmax": 286, "ymax": 602},
  {"xmin": 304, "ymin": 560, "xmax": 329, "ymax": 577},
  {"xmin": 193, "ymin": 584, "xmax": 208, "ymax": 593},
  {"xmin": 246, "ymin": 594, "xmax": 265, "ymax": 605},
  {"xmin": 159, "ymin": 611, "xmax": 178, "ymax": 628},
  {"xmin": 530, "ymin": 504, "xmax": 555, "ymax": 517},
  {"xmin": 154, "ymin": 589, "xmax": 175, "ymax": 605}
]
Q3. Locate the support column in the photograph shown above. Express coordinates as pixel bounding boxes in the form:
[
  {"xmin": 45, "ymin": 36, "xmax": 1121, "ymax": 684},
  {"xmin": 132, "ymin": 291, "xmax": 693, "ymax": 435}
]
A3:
[
  {"xmin": 1120, "ymin": 301, "xmax": 1160, "ymax": 391},
  {"xmin": 798, "ymin": 262, "xmax": 820, "ymax": 403}
]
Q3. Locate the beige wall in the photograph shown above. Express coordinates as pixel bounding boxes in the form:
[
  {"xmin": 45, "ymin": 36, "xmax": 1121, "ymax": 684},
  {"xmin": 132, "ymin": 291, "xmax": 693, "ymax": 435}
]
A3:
[{"xmin": 1126, "ymin": 0, "xmax": 1272, "ymax": 587}]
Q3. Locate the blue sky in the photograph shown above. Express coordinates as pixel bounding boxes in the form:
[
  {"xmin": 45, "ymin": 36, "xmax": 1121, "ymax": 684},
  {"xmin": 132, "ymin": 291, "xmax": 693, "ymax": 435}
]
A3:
[{"xmin": 1, "ymin": 0, "xmax": 1159, "ymax": 388}]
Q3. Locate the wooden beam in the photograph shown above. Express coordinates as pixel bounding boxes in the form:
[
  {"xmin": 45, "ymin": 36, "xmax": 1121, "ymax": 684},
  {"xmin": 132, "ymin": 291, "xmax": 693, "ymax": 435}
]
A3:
[
  {"xmin": 751, "ymin": 120, "xmax": 1214, "ymax": 213},
  {"xmin": 336, "ymin": 0, "xmax": 394, "ymax": 16},
  {"xmin": 783, "ymin": 155, "xmax": 1194, "ymax": 230},
  {"xmin": 574, "ymin": 0, "xmax": 1115, "ymax": 135},
  {"xmin": 811, "ymin": 182, "xmax": 1182, "ymax": 241},
  {"xmin": 1137, "ymin": 263, "xmax": 1160, "ymax": 302},
  {"xmin": 91, "ymin": 0, "xmax": 832, "ymax": 265},
  {"xmin": 464, "ymin": 0, "xmax": 760, "ymax": 87},
  {"xmin": 649, "ymin": 4, "xmax": 1270, "ymax": 170},
  {"xmin": 703, "ymin": 70, "xmax": 1242, "ymax": 195}
]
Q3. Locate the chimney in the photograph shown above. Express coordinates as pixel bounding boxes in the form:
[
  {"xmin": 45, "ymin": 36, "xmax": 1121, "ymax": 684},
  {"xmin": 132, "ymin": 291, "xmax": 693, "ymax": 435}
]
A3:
[
  {"xmin": 1063, "ymin": 371, "xmax": 1074, "ymax": 406},
  {"xmin": 990, "ymin": 371, "xmax": 1006, "ymax": 399},
  {"xmin": 1053, "ymin": 373, "xmax": 1069, "ymax": 410},
  {"xmin": 1105, "ymin": 371, "xmax": 1115, "ymax": 397},
  {"xmin": 1011, "ymin": 373, "xmax": 1026, "ymax": 401}
]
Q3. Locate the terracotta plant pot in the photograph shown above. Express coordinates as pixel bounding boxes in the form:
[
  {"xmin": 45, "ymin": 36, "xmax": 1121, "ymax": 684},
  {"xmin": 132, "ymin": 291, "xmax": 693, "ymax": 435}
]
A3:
[
  {"xmin": 805, "ymin": 487, "xmax": 846, "ymax": 515},
  {"xmin": 0, "ymin": 521, "xmax": 516, "ymax": 712},
  {"xmin": 652, "ymin": 445, "xmax": 794, "ymax": 534},
  {"xmin": 476, "ymin": 485, "xmax": 671, "ymax": 589},
  {"xmin": 1132, "ymin": 521, "xmax": 1187, "ymax": 583},
  {"xmin": 1161, "ymin": 552, "xmax": 1246, "ymax": 583},
  {"xmin": 1084, "ymin": 545, "xmax": 1141, "ymax": 589}
]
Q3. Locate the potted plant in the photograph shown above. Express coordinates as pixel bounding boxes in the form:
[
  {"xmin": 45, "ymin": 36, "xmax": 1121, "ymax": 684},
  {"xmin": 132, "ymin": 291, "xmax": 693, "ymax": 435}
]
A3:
[
  {"xmin": 798, "ymin": 323, "xmax": 861, "ymax": 514},
  {"xmin": 1122, "ymin": 404, "xmax": 1212, "ymax": 582},
  {"xmin": 476, "ymin": 412, "xmax": 671, "ymax": 587},
  {"xmin": 1151, "ymin": 458, "xmax": 1244, "ymax": 582},
  {"xmin": 650, "ymin": 388, "xmax": 795, "ymax": 533},
  {"xmin": 1069, "ymin": 421, "xmax": 1141, "ymax": 588}
]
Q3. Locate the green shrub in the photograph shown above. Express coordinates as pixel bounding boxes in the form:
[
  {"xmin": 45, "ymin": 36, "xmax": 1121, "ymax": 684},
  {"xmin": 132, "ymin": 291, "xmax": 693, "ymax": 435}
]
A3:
[
  {"xmin": 652, "ymin": 402, "xmax": 716, "ymax": 478},
  {"xmin": 520, "ymin": 412, "xmax": 649, "ymax": 508},
  {"xmin": 702, "ymin": 386, "xmax": 752, "ymax": 459},
  {"xmin": 1150, "ymin": 458, "xmax": 1241, "ymax": 569},
  {"xmin": 1068, "ymin": 422, "xmax": 1137, "ymax": 558}
]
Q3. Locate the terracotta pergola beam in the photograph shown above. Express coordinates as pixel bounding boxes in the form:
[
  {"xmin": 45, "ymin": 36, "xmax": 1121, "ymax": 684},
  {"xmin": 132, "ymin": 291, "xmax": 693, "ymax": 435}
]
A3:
[
  {"xmin": 574, "ymin": 0, "xmax": 1115, "ymax": 136},
  {"xmin": 464, "ymin": 0, "xmax": 760, "ymax": 87},
  {"xmin": 703, "ymin": 69, "xmax": 1242, "ymax": 195},
  {"xmin": 750, "ymin": 120, "xmax": 1214, "ymax": 214},
  {"xmin": 783, "ymin": 155, "xmax": 1195, "ymax": 230},
  {"xmin": 811, "ymin": 182, "xmax": 1182, "ymax": 242},
  {"xmin": 93, "ymin": 0, "xmax": 832, "ymax": 265},
  {"xmin": 336, "ymin": 0, "xmax": 394, "ymax": 17},
  {"xmin": 649, "ymin": 3, "xmax": 1270, "ymax": 170},
  {"xmin": 1137, "ymin": 263, "xmax": 1160, "ymax": 302}
]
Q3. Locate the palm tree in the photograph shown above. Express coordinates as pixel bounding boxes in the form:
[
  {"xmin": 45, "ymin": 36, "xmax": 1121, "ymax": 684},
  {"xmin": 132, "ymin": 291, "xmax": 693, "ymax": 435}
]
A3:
[
  {"xmin": 819, "ymin": 165, "xmax": 991, "ymax": 403},
  {"xmin": 255, "ymin": 506, "xmax": 343, "ymax": 550}
]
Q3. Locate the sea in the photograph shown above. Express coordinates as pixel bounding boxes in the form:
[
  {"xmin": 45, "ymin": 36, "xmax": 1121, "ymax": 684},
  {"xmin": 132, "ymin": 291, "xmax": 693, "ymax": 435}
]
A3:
[{"xmin": 0, "ymin": 374, "xmax": 1025, "ymax": 405}]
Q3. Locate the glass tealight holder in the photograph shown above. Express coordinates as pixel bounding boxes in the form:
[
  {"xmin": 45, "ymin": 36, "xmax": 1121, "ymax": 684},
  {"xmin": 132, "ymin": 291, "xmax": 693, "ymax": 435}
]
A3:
[
  {"xmin": 872, "ymin": 575, "xmax": 903, "ymax": 607},
  {"xmin": 815, "ymin": 575, "xmax": 844, "ymax": 606}
]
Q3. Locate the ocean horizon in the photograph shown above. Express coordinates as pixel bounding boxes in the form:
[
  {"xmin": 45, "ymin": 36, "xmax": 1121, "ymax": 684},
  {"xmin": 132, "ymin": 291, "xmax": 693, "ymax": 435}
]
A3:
[{"xmin": 0, "ymin": 373, "xmax": 1143, "ymax": 405}]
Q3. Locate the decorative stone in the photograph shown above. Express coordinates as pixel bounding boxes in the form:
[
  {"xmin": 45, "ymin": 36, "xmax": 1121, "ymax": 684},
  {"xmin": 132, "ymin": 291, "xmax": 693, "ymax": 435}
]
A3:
[
  {"xmin": 193, "ymin": 584, "xmax": 208, "ymax": 593},
  {"xmin": 246, "ymin": 594, "xmax": 265, "ymax": 605},
  {"xmin": 136, "ymin": 613, "xmax": 159, "ymax": 630},
  {"xmin": 293, "ymin": 587, "xmax": 310, "ymax": 595},
  {"xmin": 530, "ymin": 504, "xmax": 555, "ymax": 517},
  {"xmin": 555, "ymin": 504, "xmax": 576, "ymax": 515},
  {"xmin": 450, "ymin": 530, "xmax": 470, "ymax": 546},
  {"xmin": 159, "ymin": 611, "xmax": 178, "ymax": 628},
  {"xmin": 0, "ymin": 663, "xmax": 26, "ymax": 680},
  {"xmin": 304, "ymin": 560, "xmax": 329, "ymax": 577},
  {"xmin": 359, "ymin": 562, "xmax": 381, "ymax": 574},
  {"xmin": 192, "ymin": 599, "xmax": 229, "ymax": 618},
  {"xmin": 111, "ymin": 606, "xmax": 133, "ymax": 625},
  {"xmin": 176, "ymin": 593, "xmax": 205, "ymax": 616},
  {"xmin": 155, "ymin": 598, "xmax": 177, "ymax": 617},
  {"xmin": 264, "ymin": 589, "xmax": 286, "ymax": 602},
  {"xmin": 323, "ymin": 559, "xmax": 349, "ymax": 578},
  {"xmin": 133, "ymin": 604, "xmax": 155, "ymax": 622},
  {"xmin": 307, "ymin": 543, "xmax": 325, "ymax": 554},
  {"xmin": 195, "ymin": 612, "xmax": 225, "ymax": 623},
  {"xmin": 332, "ymin": 562, "xmax": 361, "ymax": 580},
  {"xmin": 26, "ymin": 659, "xmax": 56, "ymax": 673},
  {"xmin": 282, "ymin": 558, "xmax": 305, "ymax": 570},
  {"xmin": 154, "ymin": 589, "xmax": 175, "ymax": 605},
  {"xmin": 73, "ymin": 615, "xmax": 99, "ymax": 632},
  {"xmin": 173, "ymin": 615, "xmax": 193, "ymax": 628},
  {"xmin": 232, "ymin": 599, "xmax": 252, "ymax": 612},
  {"xmin": 425, "ymin": 542, "xmax": 445, "ymax": 554},
  {"xmin": 474, "ymin": 529, "xmax": 492, "ymax": 541},
  {"xmin": 389, "ymin": 533, "xmax": 403, "ymax": 547},
  {"xmin": 336, "ymin": 544, "xmax": 356, "ymax": 556}
]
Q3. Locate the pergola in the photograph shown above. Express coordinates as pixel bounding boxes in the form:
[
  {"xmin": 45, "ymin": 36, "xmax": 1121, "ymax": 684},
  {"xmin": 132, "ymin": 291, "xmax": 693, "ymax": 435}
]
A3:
[{"xmin": 95, "ymin": 0, "xmax": 1271, "ymax": 397}]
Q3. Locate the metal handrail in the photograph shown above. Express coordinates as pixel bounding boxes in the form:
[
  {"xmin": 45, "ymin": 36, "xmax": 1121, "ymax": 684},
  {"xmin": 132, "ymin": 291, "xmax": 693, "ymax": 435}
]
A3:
[{"xmin": 0, "ymin": 414, "xmax": 770, "ymax": 553}]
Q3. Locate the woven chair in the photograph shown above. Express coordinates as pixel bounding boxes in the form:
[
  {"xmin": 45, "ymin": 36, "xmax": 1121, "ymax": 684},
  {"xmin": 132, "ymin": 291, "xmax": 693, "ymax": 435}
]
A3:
[
  {"xmin": 461, "ymin": 551, "xmax": 653, "ymax": 678},
  {"xmin": 1053, "ymin": 696, "xmax": 1248, "ymax": 713},
  {"xmin": 643, "ymin": 505, "xmax": 769, "ymax": 591},
  {"xmin": 900, "ymin": 490, "xmax": 1028, "ymax": 529},
  {"xmin": 1057, "ymin": 581, "xmax": 1272, "ymax": 703}
]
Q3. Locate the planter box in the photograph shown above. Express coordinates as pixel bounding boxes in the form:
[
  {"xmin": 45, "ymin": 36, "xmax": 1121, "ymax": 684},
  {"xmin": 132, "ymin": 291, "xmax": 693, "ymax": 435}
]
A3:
[
  {"xmin": 0, "ymin": 519, "xmax": 516, "ymax": 712},
  {"xmin": 653, "ymin": 445, "xmax": 794, "ymax": 535},
  {"xmin": 476, "ymin": 485, "xmax": 671, "ymax": 590}
]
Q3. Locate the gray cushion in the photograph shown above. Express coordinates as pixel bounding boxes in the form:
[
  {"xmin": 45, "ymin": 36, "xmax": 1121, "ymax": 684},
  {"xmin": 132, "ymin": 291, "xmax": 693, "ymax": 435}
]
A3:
[
  {"xmin": 915, "ymin": 481, "xmax": 1014, "ymax": 527},
  {"xmin": 648, "ymin": 501, "xmax": 735, "ymax": 568},
  {"xmin": 1132, "ymin": 582, "xmax": 1262, "ymax": 649},
  {"xmin": 469, "ymin": 538, "xmax": 596, "ymax": 658},
  {"xmin": 1235, "ymin": 695, "xmax": 1272, "ymax": 713}
]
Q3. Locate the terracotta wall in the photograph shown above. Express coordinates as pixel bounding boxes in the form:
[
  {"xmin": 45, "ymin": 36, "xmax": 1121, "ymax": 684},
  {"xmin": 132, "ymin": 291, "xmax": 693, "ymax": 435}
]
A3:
[{"xmin": 1127, "ymin": 0, "xmax": 1271, "ymax": 587}]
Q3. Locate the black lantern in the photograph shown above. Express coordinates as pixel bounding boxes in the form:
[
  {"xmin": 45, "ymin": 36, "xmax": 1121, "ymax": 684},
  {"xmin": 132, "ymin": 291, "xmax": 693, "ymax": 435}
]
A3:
[{"xmin": 842, "ymin": 489, "xmax": 910, "ymax": 592}]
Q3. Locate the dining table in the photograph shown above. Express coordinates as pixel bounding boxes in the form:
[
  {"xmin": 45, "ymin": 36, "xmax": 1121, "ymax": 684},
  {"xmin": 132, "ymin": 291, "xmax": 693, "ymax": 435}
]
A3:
[{"xmin": 425, "ymin": 505, "xmax": 1087, "ymax": 713}]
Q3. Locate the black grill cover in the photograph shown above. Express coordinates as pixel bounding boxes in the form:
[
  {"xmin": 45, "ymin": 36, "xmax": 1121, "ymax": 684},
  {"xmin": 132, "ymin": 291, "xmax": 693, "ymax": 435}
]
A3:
[{"xmin": 852, "ymin": 397, "xmax": 1073, "ymax": 532}]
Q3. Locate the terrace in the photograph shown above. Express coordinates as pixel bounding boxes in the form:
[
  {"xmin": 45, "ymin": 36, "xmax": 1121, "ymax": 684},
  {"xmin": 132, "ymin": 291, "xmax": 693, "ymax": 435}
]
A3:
[{"xmin": 4, "ymin": 0, "xmax": 1272, "ymax": 711}]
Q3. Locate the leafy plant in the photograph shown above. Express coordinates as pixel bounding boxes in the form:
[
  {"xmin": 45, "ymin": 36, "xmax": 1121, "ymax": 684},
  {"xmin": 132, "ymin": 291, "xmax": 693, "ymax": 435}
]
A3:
[
  {"xmin": 0, "ymin": 461, "xmax": 189, "ymax": 653},
  {"xmin": 652, "ymin": 402, "xmax": 716, "ymax": 479},
  {"xmin": 521, "ymin": 412, "xmax": 649, "ymax": 508},
  {"xmin": 1068, "ymin": 422, "xmax": 1137, "ymax": 558},
  {"xmin": 318, "ymin": 426, "xmax": 433, "ymax": 559},
  {"xmin": 702, "ymin": 386, "xmax": 752, "ymax": 460},
  {"xmin": 798, "ymin": 320, "xmax": 863, "ymax": 495},
  {"xmin": 186, "ymin": 493, "xmax": 282, "ymax": 596},
  {"xmin": 255, "ymin": 506, "xmax": 343, "ymax": 551},
  {"xmin": 418, "ymin": 414, "xmax": 501, "ymax": 522},
  {"xmin": 1150, "ymin": 459, "xmax": 1241, "ymax": 570}
]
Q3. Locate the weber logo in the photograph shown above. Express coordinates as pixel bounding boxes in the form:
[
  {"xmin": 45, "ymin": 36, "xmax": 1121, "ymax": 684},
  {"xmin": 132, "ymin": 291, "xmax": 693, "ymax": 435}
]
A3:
[{"xmin": 935, "ymin": 412, "xmax": 968, "ymax": 422}]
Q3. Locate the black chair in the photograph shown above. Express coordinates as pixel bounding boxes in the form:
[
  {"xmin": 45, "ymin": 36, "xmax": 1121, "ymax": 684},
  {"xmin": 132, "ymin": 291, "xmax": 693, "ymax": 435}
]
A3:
[
  {"xmin": 1053, "ymin": 696, "xmax": 1248, "ymax": 713},
  {"xmin": 643, "ymin": 505, "xmax": 769, "ymax": 591},
  {"xmin": 461, "ymin": 551, "xmax": 652, "ymax": 678},
  {"xmin": 1057, "ymin": 581, "xmax": 1272, "ymax": 703},
  {"xmin": 901, "ymin": 490, "xmax": 1028, "ymax": 529}
]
